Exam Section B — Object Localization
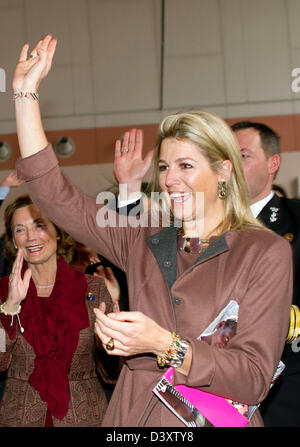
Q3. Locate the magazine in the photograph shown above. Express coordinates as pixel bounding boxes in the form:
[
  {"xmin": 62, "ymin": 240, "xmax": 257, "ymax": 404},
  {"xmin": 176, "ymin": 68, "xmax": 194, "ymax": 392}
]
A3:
[{"xmin": 153, "ymin": 300, "xmax": 285, "ymax": 426}]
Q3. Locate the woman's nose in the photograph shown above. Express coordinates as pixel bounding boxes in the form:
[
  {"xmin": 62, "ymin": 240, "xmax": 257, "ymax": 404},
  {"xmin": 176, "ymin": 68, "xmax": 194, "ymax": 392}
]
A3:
[
  {"xmin": 165, "ymin": 168, "xmax": 180, "ymax": 187},
  {"xmin": 26, "ymin": 228, "xmax": 37, "ymax": 241}
]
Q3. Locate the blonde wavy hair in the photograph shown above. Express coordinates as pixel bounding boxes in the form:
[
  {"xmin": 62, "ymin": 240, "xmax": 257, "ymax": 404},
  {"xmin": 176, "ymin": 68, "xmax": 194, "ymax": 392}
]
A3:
[{"xmin": 148, "ymin": 110, "xmax": 266, "ymax": 236}]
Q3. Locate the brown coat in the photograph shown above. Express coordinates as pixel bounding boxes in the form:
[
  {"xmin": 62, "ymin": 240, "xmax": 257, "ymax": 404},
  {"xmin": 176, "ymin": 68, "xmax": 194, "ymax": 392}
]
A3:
[
  {"xmin": 17, "ymin": 145, "xmax": 293, "ymax": 427},
  {"xmin": 0, "ymin": 275, "xmax": 112, "ymax": 427}
]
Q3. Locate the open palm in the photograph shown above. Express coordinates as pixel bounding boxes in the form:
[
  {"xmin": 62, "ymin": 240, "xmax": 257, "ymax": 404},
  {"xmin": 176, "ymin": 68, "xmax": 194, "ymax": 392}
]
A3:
[
  {"xmin": 13, "ymin": 34, "xmax": 57, "ymax": 93},
  {"xmin": 7, "ymin": 249, "xmax": 31, "ymax": 306},
  {"xmin": 114, "ymin": 129, "xmax": 153, "ymax": 185}
]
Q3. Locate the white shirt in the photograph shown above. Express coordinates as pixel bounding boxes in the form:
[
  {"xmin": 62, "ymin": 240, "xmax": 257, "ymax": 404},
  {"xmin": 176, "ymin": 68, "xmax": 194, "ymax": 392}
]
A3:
[
  {"xmin": 118, "ymin": 193, "xmax": 142, "ymax": 208},
  {"xmin": 250, "ymin": 192, "xmax": 274, "ymax": 218}
]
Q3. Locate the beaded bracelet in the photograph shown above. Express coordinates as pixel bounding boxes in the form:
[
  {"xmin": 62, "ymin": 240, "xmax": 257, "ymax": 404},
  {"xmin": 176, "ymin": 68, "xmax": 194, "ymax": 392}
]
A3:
[
  {"xmin": 0, "ymin": 302, "xmax": 24, "ymax": 333},
  {"xmin": 286, "ymin": 305, "xmax": 300, "ymax": 344},
  {"xmin": 157, "ymin": 332, "xmax": 181, "ymax": 368},
  {"xmin": 13, "ymin": 91, "xmax": 39, "ymax": 101},
  {"xmin": 0, "ymin": 302, "xmax": 21, "ymax": 316}
]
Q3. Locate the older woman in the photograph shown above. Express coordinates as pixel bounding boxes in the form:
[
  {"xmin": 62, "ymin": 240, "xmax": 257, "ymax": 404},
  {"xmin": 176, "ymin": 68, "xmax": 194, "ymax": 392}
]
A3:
[
  {"xmin": 0, "ymin": 195, "xmax": 116, "ymax": 427},
  {"xmin": 13, "ymin": 35, "xmax": 293, "ymax": 427}
]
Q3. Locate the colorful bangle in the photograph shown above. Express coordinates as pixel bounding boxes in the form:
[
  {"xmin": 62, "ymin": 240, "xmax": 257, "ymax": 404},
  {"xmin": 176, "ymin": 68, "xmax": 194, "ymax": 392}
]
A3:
[
  {"xmin": 13, "ymin": 91, "xmax": 39, "ymax": 101},
  {"xmin": 170, "ymin": 338, "xmax": 190, "ymax": 368},
  {"xmin": 286, "ymin": 305, "xmax": 300, "ymax": 344},
  {"xmin": 157, "ymin": 332, "xmax": 181, "ymax": 368}
]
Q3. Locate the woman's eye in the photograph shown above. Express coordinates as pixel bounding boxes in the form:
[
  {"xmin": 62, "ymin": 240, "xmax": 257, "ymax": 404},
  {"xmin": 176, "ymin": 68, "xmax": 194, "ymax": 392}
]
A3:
[
  {"xmin": 158, "ymin": 165, "xmax": 168, "ymax": 172},
  {"xmin": 181, "ymin": 163, "xmax": 192, "ymax": 169},
  {"xmin": 241, "ymin": 153, "xmax": 249, "ymax": 159}
]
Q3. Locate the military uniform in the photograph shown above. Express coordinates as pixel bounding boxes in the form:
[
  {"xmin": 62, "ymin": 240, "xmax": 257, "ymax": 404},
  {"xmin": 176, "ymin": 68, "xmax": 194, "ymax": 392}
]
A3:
[{"xmin": 258, "ymin": 194, "xmax": 300, "ymax": 426}]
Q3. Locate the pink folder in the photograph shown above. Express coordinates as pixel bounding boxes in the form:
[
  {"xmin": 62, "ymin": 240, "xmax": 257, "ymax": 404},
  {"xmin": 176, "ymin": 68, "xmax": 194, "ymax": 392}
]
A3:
[{"xmin": 162, "ymin": 367, "xmax": 248, "ymax": 427}]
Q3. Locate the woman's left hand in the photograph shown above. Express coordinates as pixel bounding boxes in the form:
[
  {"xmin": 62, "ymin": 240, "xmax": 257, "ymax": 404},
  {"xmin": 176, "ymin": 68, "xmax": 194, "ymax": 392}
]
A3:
[
  {"xmin": 94, "ymin": 308, "xmax": 171, "ymax": 357},
  {"xmin": 13, "ymin": 34, "xmax": 57, "ymax": 93}
]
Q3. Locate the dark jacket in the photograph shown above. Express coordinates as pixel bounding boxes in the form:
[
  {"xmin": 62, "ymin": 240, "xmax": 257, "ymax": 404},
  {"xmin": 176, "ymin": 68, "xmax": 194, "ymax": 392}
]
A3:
[{"xmin": 258, "ymin": 193, "xmax": 300, "ymax": 425}]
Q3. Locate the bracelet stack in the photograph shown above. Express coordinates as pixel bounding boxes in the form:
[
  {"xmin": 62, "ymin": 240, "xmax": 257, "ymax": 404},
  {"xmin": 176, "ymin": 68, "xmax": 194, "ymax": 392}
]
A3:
[
  {"xmin": 286, "ymin": 305, "xmax": 300, "ymax": 344},
  {"xmin": 157, "ymin": 332, "xmax": 189, "ymax": 368},
  {"xmin": 0, "ymin": 302, "xmax": 24, "ymax": 334}
]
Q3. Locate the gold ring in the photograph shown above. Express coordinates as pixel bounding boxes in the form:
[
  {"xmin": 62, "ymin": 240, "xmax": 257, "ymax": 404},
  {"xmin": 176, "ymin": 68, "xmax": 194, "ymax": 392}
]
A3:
[{"xmin": 106, "ymin": 337, "xmax": 115, "ymax": 351}]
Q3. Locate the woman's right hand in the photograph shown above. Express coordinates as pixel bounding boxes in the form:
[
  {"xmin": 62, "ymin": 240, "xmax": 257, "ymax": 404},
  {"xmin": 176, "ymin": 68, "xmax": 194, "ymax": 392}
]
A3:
[
  {"xmin": 12, "ymin": 34, "xmax": 57, "ymax": 93},
  {"xmin": 114, "ymin": 129, "xmax": 153, "ymax": 201},
  {"xmin": 4, "ymin": 249, "xmax": 31, "ymax": 314}
]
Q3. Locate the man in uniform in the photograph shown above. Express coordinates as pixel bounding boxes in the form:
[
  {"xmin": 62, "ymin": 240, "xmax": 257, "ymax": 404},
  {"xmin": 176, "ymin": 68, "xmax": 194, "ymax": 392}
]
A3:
[{"xmin": 232, "ymin": 121, "xmax": 300, "ymax": 426}]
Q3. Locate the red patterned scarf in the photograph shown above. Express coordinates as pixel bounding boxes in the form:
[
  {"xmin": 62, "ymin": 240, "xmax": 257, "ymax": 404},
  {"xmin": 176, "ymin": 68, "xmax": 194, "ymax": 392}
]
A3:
[{"xmin": 0, "ymin": 256, "xmax": 89, "ymax": 425}]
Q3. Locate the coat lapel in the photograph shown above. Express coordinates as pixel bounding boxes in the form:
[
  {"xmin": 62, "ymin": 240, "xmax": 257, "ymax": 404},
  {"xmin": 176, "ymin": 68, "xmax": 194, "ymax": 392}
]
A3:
[
  {"xmin": 146, "ymin": 226, "xmax": 178, "ymax": 291},
  {"xmin": 193, "ymin": 233, "xmax": 229, "ymax": 266},
  {"xmin": 146, "ymin": 227, "xmax": 229, "ymax": 290}
]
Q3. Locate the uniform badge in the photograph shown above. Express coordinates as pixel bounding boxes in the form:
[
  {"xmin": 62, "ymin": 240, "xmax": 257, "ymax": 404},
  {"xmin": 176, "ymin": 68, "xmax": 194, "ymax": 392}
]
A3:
[{"xmin": 270, "ymin": 207, "xmax": 279, "ymax": 223}]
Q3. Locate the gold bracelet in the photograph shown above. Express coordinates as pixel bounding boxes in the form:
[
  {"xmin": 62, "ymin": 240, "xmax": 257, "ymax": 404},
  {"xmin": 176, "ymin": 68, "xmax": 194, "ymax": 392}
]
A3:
[
  {"xmin": 286, "ymin": 305, "xmax": 300, "ymax": 344},
  {"xmin": 13, "ymin": 91, "xmax": 39, "ymax": 101},
  {"xmin": 0, "ymin": 302, "xmax": 21, "ymax": 316},
  {"xmin": 157, "ymin": 332, "xmax": 181, "ymax": 368}
]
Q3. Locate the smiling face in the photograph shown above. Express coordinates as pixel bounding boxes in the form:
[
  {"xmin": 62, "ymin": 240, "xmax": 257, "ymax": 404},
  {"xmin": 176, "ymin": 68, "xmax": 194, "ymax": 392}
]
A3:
[
  {"xmin": 158, "ymin": 138, "xmax": 227, "ymax": 233},
  {"xmin": 12, "ymin": 205, "xmax": 58, "ymax": 265}
]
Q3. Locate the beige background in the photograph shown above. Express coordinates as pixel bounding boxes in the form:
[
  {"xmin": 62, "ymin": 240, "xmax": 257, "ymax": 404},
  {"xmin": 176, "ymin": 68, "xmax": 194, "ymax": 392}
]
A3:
[{"xmin": 0, "ymin": 0, "xmax": 300, "ymax": 215}]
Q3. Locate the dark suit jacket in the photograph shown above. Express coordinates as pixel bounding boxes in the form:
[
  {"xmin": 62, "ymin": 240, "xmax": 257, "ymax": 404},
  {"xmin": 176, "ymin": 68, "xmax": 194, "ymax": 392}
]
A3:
[
  {"xmin": 258, "ymin": 194, "xmax": 300, "ymax": 424},
  {"xmin": 258, "ymin": 194, "xmax": 300, "ymax": 373}
]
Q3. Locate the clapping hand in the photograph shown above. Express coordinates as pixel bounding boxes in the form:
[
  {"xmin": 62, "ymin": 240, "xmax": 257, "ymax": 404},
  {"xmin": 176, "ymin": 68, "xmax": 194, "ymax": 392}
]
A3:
[{"xmin": 94, "ymin": 307, "xmax": 170, "ymax": 358}]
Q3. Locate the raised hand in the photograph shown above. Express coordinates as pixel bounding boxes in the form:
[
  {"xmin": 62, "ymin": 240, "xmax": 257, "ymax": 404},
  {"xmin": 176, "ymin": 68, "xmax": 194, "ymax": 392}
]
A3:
[
  {"xmin": 13, "ymin": 34, "xmax": 57, "ymax": 93},
  {"xmin": 114, "ymin": 129, "xmax": 153, "ymax": 200},
  {"xmin": 0, "ymin": 172, "xmax": 24, "ymax": 188},
  {"xmin": 4, "ymin": 249, "xmax": 31, "ymax": 314}
]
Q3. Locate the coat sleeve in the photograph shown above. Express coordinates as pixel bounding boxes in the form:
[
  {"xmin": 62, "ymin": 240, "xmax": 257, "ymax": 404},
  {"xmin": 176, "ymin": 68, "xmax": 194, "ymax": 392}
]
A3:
[
  {"xmin": 173, "ymin": 235, "xmax": 293, "ymax": 406},
  {"xmin": 16, "ymin": 144, "xmax": 141, "ymax": 272}
]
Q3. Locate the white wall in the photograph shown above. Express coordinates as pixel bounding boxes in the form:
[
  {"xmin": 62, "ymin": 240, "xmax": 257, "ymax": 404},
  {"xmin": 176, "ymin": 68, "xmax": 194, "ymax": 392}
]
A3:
[{"xmin": 1, "ymin": 0, "xmax": 300, "ymax": 132}]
